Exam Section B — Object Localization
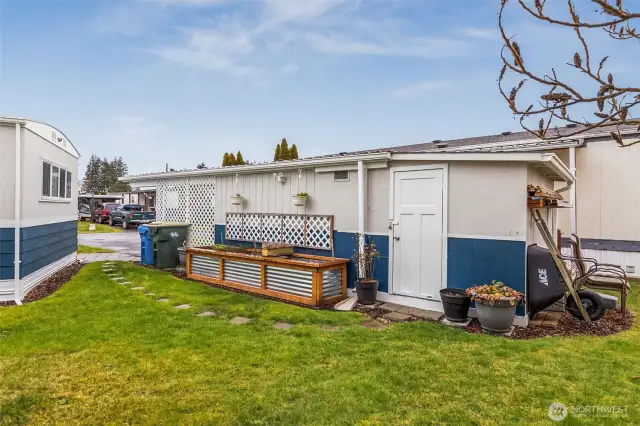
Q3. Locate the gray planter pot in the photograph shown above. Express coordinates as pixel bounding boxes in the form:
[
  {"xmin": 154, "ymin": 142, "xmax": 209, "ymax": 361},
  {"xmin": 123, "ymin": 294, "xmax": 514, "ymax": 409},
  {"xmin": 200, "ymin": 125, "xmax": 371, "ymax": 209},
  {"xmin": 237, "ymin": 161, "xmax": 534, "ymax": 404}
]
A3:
[
  {"xmin": 177, "ymin": 247, "xmax": 186, "ymax": 266},
  {"xmin": 474, "ymin": 299, "xmax": 517, "ymax": 333}
]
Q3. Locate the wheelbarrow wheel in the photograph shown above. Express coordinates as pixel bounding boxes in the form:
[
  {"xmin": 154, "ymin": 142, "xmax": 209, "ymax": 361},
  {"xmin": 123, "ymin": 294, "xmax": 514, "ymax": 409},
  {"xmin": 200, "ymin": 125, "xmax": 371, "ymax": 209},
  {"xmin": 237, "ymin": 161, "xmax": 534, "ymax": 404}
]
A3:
[{"xmin": 566, "ymin": 290, "xmax": 605, "ymax": 321}]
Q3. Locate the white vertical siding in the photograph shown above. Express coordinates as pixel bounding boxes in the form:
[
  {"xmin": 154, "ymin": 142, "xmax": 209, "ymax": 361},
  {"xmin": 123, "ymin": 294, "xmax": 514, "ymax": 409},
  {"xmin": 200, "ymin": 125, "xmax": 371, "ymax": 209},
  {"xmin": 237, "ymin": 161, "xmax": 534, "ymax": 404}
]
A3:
[
  {"xmin": 448, "ymin": 162, "xmax": 527, "ymax": 239},
  {"xmin": 214, "ymin": 169, "xmax": 359, "ymax": 231},
  {"xmin": 21, "ymin": 128, "xmax": 78, "ymax": 221},
  {"xmin": 552, "ymin": 139, "xmax": 640, "ymax": 241},
  {"xmin": 0, "ymin": 125, "xmax": 16, "ymax": 221}
]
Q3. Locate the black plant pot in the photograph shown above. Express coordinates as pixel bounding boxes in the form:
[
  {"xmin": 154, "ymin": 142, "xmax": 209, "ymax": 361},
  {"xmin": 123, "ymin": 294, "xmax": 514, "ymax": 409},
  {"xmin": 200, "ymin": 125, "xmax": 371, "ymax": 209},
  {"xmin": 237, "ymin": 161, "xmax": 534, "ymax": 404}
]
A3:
[
  {"xmin": 355, "ymin": 279, "xmax": 379, "ymax": 305},
  {"xmin": 439, "ymin": 288, "xmax": 472, "ymax": 322}
]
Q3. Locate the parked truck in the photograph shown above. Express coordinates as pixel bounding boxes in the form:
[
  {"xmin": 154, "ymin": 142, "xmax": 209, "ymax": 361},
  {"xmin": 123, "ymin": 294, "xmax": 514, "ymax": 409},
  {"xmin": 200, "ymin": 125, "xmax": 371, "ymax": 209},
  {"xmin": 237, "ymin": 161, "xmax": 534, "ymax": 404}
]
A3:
[{"xmin": 108, "ymin": 204, "xmax": 156, "ymax": 229}]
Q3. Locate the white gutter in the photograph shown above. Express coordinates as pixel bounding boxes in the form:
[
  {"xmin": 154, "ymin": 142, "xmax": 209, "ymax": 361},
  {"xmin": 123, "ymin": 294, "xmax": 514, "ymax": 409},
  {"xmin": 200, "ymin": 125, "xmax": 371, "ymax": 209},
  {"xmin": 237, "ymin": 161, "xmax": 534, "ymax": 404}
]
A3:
[
  {"xmin": 121, "ymin": 152, "xmax": 393, "ymax": 183},
  {"xmin": 569, "ymin": 147, "xmax": 577, "ymax": 234},
  {"xmin": 14, "ymin": 123, "xmax": 22, "ymax": 305},
  {"xmin": 357, "ymin": 160, "xmax": 365, "ymax": 278}
]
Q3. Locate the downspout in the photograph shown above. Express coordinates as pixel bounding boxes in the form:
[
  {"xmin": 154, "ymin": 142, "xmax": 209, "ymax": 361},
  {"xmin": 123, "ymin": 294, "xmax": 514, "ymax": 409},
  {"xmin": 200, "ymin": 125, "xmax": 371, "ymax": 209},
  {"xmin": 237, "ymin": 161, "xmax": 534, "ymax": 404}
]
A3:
[
  {"xmin": 357, "ymin": 160, "xmax": 365, "ymax": 279},
  {"xmin": 14, "ymin": 123, "xmax": 22, "ymax": 305},
  {"xmin": 569, "ymin": 147, "xmax": 577, "ymax": 235}
]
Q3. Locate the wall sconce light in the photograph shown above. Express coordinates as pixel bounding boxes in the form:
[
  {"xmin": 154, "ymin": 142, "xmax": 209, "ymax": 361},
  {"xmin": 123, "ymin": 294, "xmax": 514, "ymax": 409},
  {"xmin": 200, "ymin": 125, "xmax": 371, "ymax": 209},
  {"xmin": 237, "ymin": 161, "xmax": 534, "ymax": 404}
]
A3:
[{"xmin": 274, "ymin": 172, "xmax": 287, "ymax": 184}]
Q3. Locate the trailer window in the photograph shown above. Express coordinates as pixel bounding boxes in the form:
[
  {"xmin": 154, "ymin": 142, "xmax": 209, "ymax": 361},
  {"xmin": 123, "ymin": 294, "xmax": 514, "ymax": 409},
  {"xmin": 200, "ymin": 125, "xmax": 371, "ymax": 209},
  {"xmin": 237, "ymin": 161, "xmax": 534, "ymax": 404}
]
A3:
[
  {"xmin": 42, "ymin": 163, "xmax": 51, "ymax": 196},
  {"xmin": 42, "ymin": 161, "xmax": 72, "ymax": 201}
]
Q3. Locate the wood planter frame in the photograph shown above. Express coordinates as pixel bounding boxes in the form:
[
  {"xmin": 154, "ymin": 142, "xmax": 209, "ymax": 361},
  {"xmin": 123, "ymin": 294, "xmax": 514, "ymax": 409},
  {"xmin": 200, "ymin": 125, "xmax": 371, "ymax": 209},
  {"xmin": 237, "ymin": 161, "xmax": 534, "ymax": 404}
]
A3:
[{"xmin": 186, "ymin": 247, "xmax": 349, "ymax": 306}]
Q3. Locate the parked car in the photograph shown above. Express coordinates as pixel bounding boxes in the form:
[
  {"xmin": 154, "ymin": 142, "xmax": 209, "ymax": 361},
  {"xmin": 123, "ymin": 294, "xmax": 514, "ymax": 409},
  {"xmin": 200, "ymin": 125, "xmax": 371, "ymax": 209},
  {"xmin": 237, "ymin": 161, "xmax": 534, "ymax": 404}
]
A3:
[
  {"xmin": 108, "ymin": 204, "xmax": 156, "ymax": 229},
  {"xmin": 92, "ymin": 203, "xmax": 120, "ymax": 224}
]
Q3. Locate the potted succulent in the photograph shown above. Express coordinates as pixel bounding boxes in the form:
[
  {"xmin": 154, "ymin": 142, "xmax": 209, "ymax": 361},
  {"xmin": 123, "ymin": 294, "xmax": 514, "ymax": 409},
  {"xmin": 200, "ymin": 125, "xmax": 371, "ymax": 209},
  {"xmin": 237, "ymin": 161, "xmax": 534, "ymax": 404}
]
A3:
[
  {"xmin": 439, "ymin": 288, "xmax": 472, "ymax": 322},
  {"xmin": 352, "ymin": 234, "xmax": 380, "ymax": 305},
  {"xmin": 466, "ymin": 281, "xmax": 523, "ymax": 333},
  {"xmin": 230, "ymin": 193, "xmax": 244, "ymax": 205},
  {"xmin": 292, "ymin": 192, "xmax": 309, "ymax": 207}
]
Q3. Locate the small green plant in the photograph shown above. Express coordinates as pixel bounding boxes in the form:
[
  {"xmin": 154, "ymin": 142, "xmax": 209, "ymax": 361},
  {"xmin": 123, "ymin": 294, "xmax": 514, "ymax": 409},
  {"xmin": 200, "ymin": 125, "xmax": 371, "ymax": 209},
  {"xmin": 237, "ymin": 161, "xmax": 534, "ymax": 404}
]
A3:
[
  {"xmin": 211, "ymin": 244, "xmax": 248, "ymax": 253},
  {"xmin": 466, "ymin": 280, "xmax": 523, "ymax": 306},
  {"xmin": 296, "ymin": 192, "xmax": 308, "ymax": 197}
]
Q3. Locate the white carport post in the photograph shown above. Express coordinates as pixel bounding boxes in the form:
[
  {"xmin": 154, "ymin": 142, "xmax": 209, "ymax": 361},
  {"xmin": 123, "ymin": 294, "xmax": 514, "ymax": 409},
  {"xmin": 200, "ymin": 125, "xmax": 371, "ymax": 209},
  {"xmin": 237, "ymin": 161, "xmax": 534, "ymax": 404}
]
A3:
[
  {"xmin": 569, "ymin": 147, "xmax": 577, "ymax": 235},
  {"xmin": 357, "ymin": 160, "xmax": 365, "ymax": 278},
  {"xmin": 14, "ymin": 122, "xmax": 22, "ymax": 304}
]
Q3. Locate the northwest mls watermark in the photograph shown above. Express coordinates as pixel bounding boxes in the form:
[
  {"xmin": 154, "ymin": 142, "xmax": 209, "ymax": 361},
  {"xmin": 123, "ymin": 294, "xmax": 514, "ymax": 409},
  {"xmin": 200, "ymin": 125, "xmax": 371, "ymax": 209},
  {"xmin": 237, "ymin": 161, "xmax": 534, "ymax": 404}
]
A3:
[{"xmin": 548, "ymin": 402, "xmax": 630, "ymax": 421}]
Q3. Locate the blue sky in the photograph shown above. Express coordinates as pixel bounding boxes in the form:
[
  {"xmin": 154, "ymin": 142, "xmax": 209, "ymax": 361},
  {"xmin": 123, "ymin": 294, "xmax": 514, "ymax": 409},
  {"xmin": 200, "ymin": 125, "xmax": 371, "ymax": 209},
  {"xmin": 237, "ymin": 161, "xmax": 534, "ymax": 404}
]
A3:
[{"xmin": 0, "ymin": 0, "xmax": 637, "ymax": 175}]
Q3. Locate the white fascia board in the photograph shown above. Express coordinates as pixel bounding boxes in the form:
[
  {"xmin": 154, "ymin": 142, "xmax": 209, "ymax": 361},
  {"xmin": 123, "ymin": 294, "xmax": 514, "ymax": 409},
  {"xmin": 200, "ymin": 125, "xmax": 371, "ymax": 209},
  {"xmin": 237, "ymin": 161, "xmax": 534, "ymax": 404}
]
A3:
[
  {"xmin": 121, "ymin": 152, "xmax": 392, "ymax": 182},
  {"xmin": 314, "ymin": 161, "xmax": 388, "ymax": 173},
  {"xmin": 391, "ymin": 152, "xmax": 547, "ymax": 163}
]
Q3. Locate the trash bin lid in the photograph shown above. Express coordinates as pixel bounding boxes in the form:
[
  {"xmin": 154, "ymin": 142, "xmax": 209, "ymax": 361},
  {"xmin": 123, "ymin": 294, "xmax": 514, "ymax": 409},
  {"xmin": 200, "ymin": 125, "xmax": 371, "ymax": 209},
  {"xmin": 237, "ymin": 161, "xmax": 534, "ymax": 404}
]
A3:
[
  {"xmin": 147, "ymin": 222, "xmax": 191, "ymax": 228},
  {"xmin": 138, "ymin": 224, "xmax": 150, "ymax": 234}
]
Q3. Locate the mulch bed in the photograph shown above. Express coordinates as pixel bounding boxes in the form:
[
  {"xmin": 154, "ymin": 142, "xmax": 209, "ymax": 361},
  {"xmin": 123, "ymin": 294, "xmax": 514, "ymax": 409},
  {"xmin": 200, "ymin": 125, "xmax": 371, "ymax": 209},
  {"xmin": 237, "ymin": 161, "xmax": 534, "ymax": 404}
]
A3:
[
  {"xmin": 0, "ymin": 262, "xmax": 84, "ymax": 307},
  {"xmin": 467, "ymin": 308, "xmax": 634, "ymax": 340}
]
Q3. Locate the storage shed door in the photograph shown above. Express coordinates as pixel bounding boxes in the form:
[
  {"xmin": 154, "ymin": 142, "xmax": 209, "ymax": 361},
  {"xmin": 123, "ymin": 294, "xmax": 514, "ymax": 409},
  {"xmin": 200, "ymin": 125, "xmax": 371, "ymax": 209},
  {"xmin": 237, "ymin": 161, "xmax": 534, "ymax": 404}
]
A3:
[{"xmin": 392, "ymin": 168, "xmax": 444, "ymax": 300}]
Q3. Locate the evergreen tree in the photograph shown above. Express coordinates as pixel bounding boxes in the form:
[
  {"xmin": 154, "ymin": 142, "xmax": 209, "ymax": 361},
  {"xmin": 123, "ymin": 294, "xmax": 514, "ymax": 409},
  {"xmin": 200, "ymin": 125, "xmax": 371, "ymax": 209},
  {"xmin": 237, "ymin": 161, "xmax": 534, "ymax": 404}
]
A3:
[
  {"xmin": 280, "ymin": 138, "xmax": 290, "ymax": 160},
  {"xmin": 290, "ymin": 144, "xmax": 299, "ymax": 160},
  {"xmin": 196, "ymin": 162, "xmax": 206, "ymax": 169},
  {"xmin": 222, "ymin": 153, "xmax": 230, "ymax": 167},
  {"xmin": 81, "ymin": 155, "xmax": 102, "ymax": 193},
  {"xmin": 274, "ymin": 144, "xmax": 281, "ymax": 161},
  {"xmin": 236, "ymin": 151, "xmax": 245, "ymax": 165},
  {"xmin": 228, "ymin": 153, "xmax": 236, "ymax": 165}
]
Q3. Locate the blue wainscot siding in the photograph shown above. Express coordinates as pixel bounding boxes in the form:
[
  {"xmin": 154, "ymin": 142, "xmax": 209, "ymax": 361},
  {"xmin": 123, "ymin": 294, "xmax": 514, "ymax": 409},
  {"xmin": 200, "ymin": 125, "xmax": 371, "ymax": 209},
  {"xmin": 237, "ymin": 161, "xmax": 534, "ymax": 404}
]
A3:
[
  {"xmin": 0, "ymin": 228, "xmax": 15, "ymax": 280},
  {"xmin": 20, "ymin": 221, "xmax": 77, "ymax": 278},
  {"xmin": 213, "ymin": 224, "xmax": 390, "ymax": 293},
  {"xmin": 447, "ymin": 237, "xmax": 527, "ymax": 316}
]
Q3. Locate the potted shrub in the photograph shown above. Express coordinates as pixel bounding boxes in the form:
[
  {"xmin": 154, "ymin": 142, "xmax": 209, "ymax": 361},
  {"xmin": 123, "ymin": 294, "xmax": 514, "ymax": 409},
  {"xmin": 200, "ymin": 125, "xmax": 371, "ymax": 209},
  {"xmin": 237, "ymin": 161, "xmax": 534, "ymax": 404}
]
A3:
[
  {"xmin": 439, "ymin": 288, "xmax": 472, "ymax": 322},
  {"xmin": 230, "ymin": 193, "xmax": 244, "ymax": 205},
  {"xmin": 292, "ymin": 192, "xmax": 309, "ymax": 207},
  {"xmin": 352, "ymin": 234, "xmax": 380, "ymax": 305},
  {"xmin": 466, "ymin": 281, "xmax": 523, "ymax": 333}
]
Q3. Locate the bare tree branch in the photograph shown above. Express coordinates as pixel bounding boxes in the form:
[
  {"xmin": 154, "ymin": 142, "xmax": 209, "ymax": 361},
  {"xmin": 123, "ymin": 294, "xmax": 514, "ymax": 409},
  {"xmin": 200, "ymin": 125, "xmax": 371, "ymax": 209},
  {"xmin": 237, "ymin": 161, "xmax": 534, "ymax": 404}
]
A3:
[{"xmin": 499, "ymin": 0, "xmax": 640, "ymax": 147}]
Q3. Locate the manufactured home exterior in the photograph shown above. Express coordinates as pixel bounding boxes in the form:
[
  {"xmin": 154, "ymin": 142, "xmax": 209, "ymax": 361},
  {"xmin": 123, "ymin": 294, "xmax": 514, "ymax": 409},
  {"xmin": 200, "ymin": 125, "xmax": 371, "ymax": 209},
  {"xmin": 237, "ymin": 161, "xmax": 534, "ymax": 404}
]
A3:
[
  {"xmin": 0, "ymin": 117, "xmax": 79, "ymax": 302},
  {"xmin": 123, "ymin": 151, "xmax": 572, "ymax": 326}
]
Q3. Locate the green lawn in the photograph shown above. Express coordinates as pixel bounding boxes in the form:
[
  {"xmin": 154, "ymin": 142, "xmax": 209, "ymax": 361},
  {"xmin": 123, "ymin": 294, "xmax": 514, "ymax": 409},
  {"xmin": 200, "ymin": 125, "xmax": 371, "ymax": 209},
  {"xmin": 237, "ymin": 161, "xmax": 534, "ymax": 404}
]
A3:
[
  {"xmin": 77, "ymin": 245, "xmax": 116, "ymax": 254},
  {"xmin": 77, "ymin": 221, "xmax": 121, "ymax": 234},
  {"xmin": 0, "ymin": 264, "xmax": 637, "ymax": 425}
]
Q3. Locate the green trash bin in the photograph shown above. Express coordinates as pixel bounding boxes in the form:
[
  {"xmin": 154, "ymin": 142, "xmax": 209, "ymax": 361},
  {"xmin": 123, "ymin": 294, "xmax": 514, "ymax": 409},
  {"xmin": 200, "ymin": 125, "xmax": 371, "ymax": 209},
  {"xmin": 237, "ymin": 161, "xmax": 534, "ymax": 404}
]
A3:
[{"xmin": 148, "ymin": 223, "xmax": 190, "ymax": 269}]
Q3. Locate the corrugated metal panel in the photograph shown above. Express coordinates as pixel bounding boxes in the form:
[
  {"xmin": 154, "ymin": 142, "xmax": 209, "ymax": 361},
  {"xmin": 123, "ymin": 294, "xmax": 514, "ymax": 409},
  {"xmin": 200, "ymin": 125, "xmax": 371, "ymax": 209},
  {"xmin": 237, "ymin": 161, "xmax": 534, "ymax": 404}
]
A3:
[
  {"xmin": 322, "ymin": 269, "xmax": 342, "ymax": 297},
  {"xmin": 191, "ymin": 255, "xmax": 220, "ymax": 278},
  {"xmin": 266, "ymin": 266, "xmax": 313, "ymax": 297},
  {"xmin": 224, "ymin": 260, "xmax": 261, "ymax": 287}
]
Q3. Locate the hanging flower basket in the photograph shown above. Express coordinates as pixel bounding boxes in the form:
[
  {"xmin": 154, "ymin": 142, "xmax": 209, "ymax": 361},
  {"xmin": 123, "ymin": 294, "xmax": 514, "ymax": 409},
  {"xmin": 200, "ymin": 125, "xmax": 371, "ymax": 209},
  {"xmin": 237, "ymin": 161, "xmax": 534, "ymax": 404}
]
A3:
[
  {"xmin": 230, "ymin": 194, "xmax": 244, "ymax": 206},
  {"xmin": 292, "ymin": 193, "xmax": 308, "ymax": 207}
]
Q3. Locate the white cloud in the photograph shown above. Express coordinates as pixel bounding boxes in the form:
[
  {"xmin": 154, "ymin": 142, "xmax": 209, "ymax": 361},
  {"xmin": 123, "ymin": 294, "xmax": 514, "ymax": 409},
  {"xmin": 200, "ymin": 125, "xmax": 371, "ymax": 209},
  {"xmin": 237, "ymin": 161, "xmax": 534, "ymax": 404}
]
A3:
[
  {"xmin": 390, "ymin": 81, "xmax": 452, "ymax": 97},
  {"xmin": 459, "ymin": 27, "xmax": 499, "ymax": 40},
  {"xmin": 263, "ymin": 0, "xmax": 347, "ymax": 23},
  {"xmin": 282, "ymin": 62, "xmax": 300, "ymax": 74},
  {"xmin": 307, "ymin": 33, "xmax": 469, "ymax": 58}
]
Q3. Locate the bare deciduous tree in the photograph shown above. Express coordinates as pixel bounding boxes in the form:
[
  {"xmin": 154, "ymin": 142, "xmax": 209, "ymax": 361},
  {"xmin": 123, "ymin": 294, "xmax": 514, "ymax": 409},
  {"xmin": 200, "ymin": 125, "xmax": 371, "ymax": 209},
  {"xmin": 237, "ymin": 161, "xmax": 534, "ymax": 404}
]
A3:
[{"xmin": 498, "ymin": 0, "xmax": 640, "ymax": 146}]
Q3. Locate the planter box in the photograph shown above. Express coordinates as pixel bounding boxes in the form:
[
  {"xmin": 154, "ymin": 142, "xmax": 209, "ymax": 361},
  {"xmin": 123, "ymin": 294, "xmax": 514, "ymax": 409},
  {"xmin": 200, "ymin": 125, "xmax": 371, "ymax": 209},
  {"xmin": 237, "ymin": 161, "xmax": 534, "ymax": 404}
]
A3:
[
  {"xmin": 261, "ymin": 245, "xmax": 294, "ymax": 257},
  {"xmin": 186, "ymin": 247, "xmax": 349, "ymax": 306}
]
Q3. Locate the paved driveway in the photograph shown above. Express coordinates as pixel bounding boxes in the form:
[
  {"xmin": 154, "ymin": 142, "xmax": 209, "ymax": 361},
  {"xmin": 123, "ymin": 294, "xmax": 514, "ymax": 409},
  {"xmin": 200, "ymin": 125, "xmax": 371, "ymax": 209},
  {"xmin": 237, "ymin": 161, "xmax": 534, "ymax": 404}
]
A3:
[{"xmin": 79, "ymin": 229, "xmax": 140, "ymax": 257}]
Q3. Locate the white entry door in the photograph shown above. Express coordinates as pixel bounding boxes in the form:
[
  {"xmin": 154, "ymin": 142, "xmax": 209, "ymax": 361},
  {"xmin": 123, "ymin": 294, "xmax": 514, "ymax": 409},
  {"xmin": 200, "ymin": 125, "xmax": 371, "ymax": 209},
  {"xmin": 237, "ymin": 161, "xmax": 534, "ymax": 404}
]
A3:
[{"xmin": 391, "ymin": 168, "xmax": 444, "ymax": 300}]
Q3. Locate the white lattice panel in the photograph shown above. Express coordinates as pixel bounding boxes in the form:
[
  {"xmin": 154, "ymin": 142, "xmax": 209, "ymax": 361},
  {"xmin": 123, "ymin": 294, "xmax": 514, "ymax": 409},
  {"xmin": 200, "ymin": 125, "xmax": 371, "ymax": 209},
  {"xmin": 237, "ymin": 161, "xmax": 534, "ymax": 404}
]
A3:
[
  {"xmin": 155, "ymin": 176, "xmax": 216, "ymax": 247},
  {"xmin": 225, "ymin": 213, "xmax": 333, "ymax": 250}
]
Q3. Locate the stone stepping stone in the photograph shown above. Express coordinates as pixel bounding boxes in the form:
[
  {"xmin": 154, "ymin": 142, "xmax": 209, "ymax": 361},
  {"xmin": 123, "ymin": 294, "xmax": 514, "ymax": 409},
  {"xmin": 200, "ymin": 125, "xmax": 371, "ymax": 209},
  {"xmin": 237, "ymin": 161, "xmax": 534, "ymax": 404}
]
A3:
[
  {"xmin": 119, "ymin": 281, "xmax": 132, "ymax": 285},
  {"xmin": 230, "ymin": 317, "xmax": 251, "ymax": 325},
  {"xmin": 111, "ymin": 277, "xmax": 125, "ymax": 281},
  {"xmin": 197, "ymin": 311, "xmax": 216, "ymax": 317},
  {"xmin": 361, "ymin": 320, "xmax": 388, "ymax": 330},
  {"xmin": 274, "ymin": 322, "xmax": 293, "ymax": 330},
  {"xmin": 131, "ymin": 287, "xmax": 145, "ymax": 290},
  {"xmin": 321, "ymin": 325, "xmax": 341, "ymax": 332},
  {"xmin": 174, "ymin": 304, "xmax": 191, "ymax": 310},
  {"xmin": 156, "ymin": 298, "xmax": 169, "ymax": 303},
  {"xmin": 144, "ymin": 292, "xmax": 155, "ymax": 296},
  {"xmin": 383, "ymin": 311, "xmax": 412, "ymax": 322}
]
